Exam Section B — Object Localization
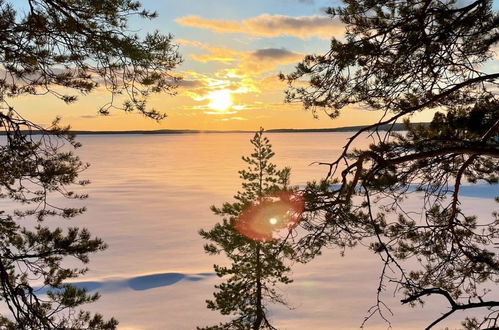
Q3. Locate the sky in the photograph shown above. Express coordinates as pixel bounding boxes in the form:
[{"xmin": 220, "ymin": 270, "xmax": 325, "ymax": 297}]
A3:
[
  {"xmin": 11, "ymin": 0, "xmax": 499, "ymax": 131},
  {"xmin": 11, "ymin": 0, "xmax": 368, "ymax": 131}
]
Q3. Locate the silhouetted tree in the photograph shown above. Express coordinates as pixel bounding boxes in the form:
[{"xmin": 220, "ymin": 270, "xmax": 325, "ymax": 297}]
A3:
[
  {"xmin": 283, "ymin": 0, "xmax": 499, "ymax": 328},
  {"xmin": 0, "ymin": 0, "xmax": 181, "ymax": 328},
  {"xmin": 199, "ymin": 129, "xmax": 303, "ymax": 330}
]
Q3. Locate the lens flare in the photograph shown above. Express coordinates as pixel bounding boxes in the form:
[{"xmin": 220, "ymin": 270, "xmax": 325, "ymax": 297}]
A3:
[{"xmin": 235, "ymin": 191, "xmax": 305, "ymax": 242}]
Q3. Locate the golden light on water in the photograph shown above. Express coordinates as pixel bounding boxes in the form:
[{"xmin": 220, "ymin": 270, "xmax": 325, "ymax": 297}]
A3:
[
  {"xmin": 235, "ymin": 191, "xmax": 305, "ymax": 242},
  {"xmin": 207, "ymin": 90, "xmax": 232, "ymax": 112}
]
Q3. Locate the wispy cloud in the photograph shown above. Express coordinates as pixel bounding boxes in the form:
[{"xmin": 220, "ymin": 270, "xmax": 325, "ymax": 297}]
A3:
[
  {"xmin": 181, "ymin": 39, "xmax": 303, "ymax": 76},
  {"xmin": 221, "ymin": 116, "xmax": 247, "ymax": 121},
  {"xmin": 235, "ymin": 48, "xmax": 303, "ymax": 76},
  {"xmin": 177, "ymin": 79, "xmax": 203, "ymax": 88},
  {"xmin": 176, "ymin": 14, "xmax": 343, "ymax": 39},
  {"xmin": 251, "ymin": 48, "xmax": 301, "ymax": 61},
  {"xmin": 178, "ymin": 39, "xmax": 239, "ymax": 64}
]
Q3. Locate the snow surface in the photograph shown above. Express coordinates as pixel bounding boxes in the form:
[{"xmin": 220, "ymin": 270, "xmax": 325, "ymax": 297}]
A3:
[{"xmin": 2, "ymin": 133, "xmax": 497, "ymax": 329}]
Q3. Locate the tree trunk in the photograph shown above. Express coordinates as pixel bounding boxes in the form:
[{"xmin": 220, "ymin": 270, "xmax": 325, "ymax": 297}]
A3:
[{"xmin": 253, "ymin": 244, "xmax": 263, "ymax": 330}]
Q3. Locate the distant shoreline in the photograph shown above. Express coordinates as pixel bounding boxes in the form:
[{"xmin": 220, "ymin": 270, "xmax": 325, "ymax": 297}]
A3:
[{"xmin": 1, "ymin": 122, "xmax": 428, "ymax": 135}]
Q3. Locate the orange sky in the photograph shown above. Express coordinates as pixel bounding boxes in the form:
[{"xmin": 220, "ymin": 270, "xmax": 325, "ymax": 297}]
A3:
[{"xmin": 13, "ymin": 0, "xmax": 445, "ymax": 131}]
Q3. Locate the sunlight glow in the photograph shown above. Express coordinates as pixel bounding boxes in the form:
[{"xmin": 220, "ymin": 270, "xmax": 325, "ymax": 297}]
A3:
[
  {"xmin": 236, "ymin": 192, "xmax": 305, "ymax": 242},
  {"xmin": 207, "ymin": 90, "xmax": 232, "ymax": 111}
]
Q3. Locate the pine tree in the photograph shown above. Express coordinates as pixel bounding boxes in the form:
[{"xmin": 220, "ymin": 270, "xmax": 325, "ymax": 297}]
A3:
[
  {"xmin": 283, "ymin": 0, "xmax": 499, "ymax": 327},
  {"xmin": 0, "ymin": 0, "xmax": 181, "ymax": 328},
  {"xmin": 199, "ymin": 129, "xmax": 303, "ymax": 330}
]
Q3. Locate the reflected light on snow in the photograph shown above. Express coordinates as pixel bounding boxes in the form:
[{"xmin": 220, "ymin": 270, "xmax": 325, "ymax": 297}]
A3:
[{"xmin": 235, "ymin": 191, "xmax": 305, "ymax": 241}]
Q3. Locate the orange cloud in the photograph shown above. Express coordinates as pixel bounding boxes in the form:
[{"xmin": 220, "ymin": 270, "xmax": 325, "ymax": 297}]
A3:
[
  {"xmin": 221, "ymin": 116, "xmax": 247, "ymax": 121},
  {"xmin": 177, "ymin": 39, "xmax": 307, "ymax": 115},
  {"xmin": 178, "ymin": 39, "xmax": 239, "ymax": 64},
  {"xmin": 181, "ymin": 39, "xmax": 303, "ymax": 76},
  {"xmin": 176, "ymin": 14, "xmax": 344, "ymax": 39}
]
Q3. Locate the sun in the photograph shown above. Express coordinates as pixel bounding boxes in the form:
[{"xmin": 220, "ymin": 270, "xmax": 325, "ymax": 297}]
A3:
[{"xmin": 207, "ymin": 90, "xmax": 232, "ymax": 112}]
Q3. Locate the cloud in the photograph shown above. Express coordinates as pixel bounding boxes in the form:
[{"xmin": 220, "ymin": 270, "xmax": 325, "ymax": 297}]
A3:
[
  {"xmin": 176, "ymin": 14, "xmax": 343, "ymax": 39},
  {"xmin": 178, "ymin": 39, "xmax": 239, "ymax": 64},
  {"xmin": 236, "ymin": 48, "xmax": 303, "ymax": 76},
  {"xmin": 180, "ymin": 39, "xmax": 304, "ymax": 77},
  {"xmin": 177, "ymin": 79, "xmax": 203, "ymax": 88},
  {"xmin": 251, "ymin": 48, "xmax": 302, "ymax": 61},
  {"xmin": 177, "ymin": 42, "xmax": 305, "ymax": 114},
  {"xmin": 221, "ymin": 116, "xmax": 247, "ymax": 121}
]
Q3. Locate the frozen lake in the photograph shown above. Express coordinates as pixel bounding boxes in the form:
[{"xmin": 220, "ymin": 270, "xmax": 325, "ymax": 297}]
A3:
[{"xmin": 3, "ymin": 132, "xmax": 497, "ymax": 329}]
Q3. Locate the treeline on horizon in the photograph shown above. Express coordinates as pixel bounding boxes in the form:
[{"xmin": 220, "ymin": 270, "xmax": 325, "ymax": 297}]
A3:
[{"xmin": 0, "ymin": 122, "xmax": 428, "ymax": 135}]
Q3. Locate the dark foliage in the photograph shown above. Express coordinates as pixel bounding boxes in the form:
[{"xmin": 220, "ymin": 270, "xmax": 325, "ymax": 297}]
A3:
[
  {"xmin": 0, "ymin": 0, "xmax": 181, "ymax": 328},
  {"xmin": 283, "ymin": 0, "xmax": 499, "ymax": 328}
]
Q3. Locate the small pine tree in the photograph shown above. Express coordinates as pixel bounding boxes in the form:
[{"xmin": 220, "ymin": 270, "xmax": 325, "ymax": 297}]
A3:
[{"xmin": 199, "ymin": 129, "xmax": 303, "ymax": 330}]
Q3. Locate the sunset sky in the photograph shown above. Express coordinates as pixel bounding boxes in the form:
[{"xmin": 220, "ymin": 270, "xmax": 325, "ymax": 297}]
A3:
[{"xmin": 12, "ymin": 0, "xmax": 499, "ymax": 131}]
